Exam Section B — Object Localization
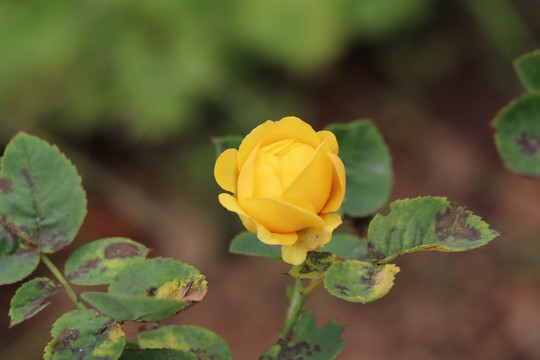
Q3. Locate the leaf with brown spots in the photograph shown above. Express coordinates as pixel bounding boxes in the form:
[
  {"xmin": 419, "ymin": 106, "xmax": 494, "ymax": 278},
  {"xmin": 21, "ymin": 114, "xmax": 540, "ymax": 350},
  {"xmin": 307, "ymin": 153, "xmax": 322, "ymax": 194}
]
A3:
[
  {"xmin": 82, "ymin": 258, "xmax": 208, "ymax": 322},
  {"xmin": 138, "ymin": 325, "xmax": 233, "ymax": 360},
  {"xmin": 367, "ymin": 197, "xmax": 500, "ymax": 264},
  {"xmin": 0, "ymin": 133, "xmax": 87, "ymax": 253},
  {"xmin": 44, "ymin": 309, "xmax": 125, "ymax": 360},
  {"xmin": 493, "ymin": 94, "xmax": 540, "ymax": 177},
  {"xmin": 289, "ymin": 252, "xmax": 338, "ymax": 279},
  {"xmin": 9, "ymin": 277, "xmax": 61, "ymax": 327},
  {"xmin": 65, "ymin": 238, "xmax": 149, "ymax": 285},
  {"xmin": 260, "ymin": 311, "xmax": 344, "ymax": 360},
  {"xmin": 324, "ymin": 260, "xmax": 399, "ymax": 303}
]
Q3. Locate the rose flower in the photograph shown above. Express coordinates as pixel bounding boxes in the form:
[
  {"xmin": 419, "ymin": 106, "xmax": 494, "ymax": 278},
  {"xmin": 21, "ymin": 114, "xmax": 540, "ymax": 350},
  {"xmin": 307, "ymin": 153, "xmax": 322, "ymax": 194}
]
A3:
[{"xmin": 214, "ymin": 117, "xmax": 346, "ymax": 265}]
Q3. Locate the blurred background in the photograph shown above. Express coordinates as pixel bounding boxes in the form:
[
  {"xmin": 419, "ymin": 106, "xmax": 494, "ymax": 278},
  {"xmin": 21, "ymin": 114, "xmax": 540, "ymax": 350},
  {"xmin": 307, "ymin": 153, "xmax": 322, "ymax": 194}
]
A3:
[{"xmin": 1, "ymin": 0, "xmax": 540, "ymax": 358}]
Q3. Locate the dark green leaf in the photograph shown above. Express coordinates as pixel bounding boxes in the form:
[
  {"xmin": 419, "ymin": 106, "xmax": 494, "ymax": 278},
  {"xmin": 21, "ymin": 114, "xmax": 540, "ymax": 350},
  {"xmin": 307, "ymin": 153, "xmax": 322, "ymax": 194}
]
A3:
[
  {"xmin": 0, "ymin": 133, "xmax": 87, "ymax": 253},
  {"xmin": 65, "ymin": 238, "xmax": 149, "ymax": 285},
  {"xmin": 81, "ymin": 292, "xmax": 186, "ymax": 322},
  {"xmin": 9, "ymin": 277, "xmax": 61, "ymax": 327},
  {"xmin": 229, "ymin": 231, "xmax": 281, "ymax": 260},
  {"xmin": 289, "ymin": 252, "xmax": 338, "ymax": 279},
  {"xmin": 212, "ymin": 135, "xmax": 243, "ymax": 157},
  {"xmin": 515, "ymin": 49, "xmax": 540, "ymax": 92},
  {"xmin": 317, "ymin": 234, "xmax": 370, "ymax": 261},
  {"xmin": 326, "ymin": 120, "xmax": 393, "ymax": 217},
  {"xmin": 44, "ymin": 309, "xmax": 125, "ymax": 360},
  {"xmin": 138, "ymin": 325, "xmax": 233, "ymax": 360},
  {"xmin": 260, "ymin": 311, "xmax": 344, "ymax": 360},
  {"xmin": 120, "ymin": 349, "xmax": 197, "ymax": 360},
  {"xmin": 0, "ymin": 249, "xmax": 40, "ymax": 285},
  {"xmin": 493, "ymin": 94, "xmax": 540, "ymax": 177},
  {"xmin": 367, "ymin": 197, "xmax": 500, "ymax": 264},
  {"xmin": 324, "ymin": 260, "xmax": 399, "ymax": 303}
]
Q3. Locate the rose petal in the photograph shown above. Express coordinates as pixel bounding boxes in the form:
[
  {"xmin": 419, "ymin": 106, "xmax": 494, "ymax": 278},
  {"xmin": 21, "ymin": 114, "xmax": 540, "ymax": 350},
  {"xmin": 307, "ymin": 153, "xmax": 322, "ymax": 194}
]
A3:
[
  {"xmin": 281, "ymin": 244, "xmax": 309, "ymax": 265},
  {"xmin": 214, "ymin": 148, "xmax": 239, "ymax": 193},
  {"xmin": 237, "ymin": 141, "xmax": 261, "ymax": 199},
  {"xmin": 237, "ymin": 117, "xmax": 321, "ymax": 171},
  {"xmin": 321, "ymin": 152, "xmax": 346, "ymax": 213},
  {"xmin": 239, "ymin": 197, "xmax": 325, "ymax": 233},
  {"xmin": 317, "ymin": 130, "xmax": 339, "ymax": 154},
  {"xmin": 257, "ymin": 226, "xmax": 298, "ymax": 246},
  {"xmin": 218, "ymin": 193, "xmax": 297, "ymax": 245},
  {"xmin": 282, "ymin": 143, "xmax": 332, "ymax": 213},
  {"xmin": 296, "ymin": 213, "xmax": 342, "ymax": 250}
]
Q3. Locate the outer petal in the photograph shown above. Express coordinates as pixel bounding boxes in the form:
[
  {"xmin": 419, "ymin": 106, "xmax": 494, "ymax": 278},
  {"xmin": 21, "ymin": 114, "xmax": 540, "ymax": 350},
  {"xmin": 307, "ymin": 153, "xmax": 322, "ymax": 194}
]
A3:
[
  {"xmin": 317, "ymin": 130, "xmax": 339, "ymax": 154},
  {"xmin": 239, "ymin": 197, "xmax": 325, "ymax": 233},
  {"xmin": 281, "ymin": 244, "xmax": 308, "ymax": 265},
  {"xmin": 257, "ymin": 226, "xmax": 298, "ymax": 246},
  {"xmin": 296, "ymin": 213, "xmax": 342, "ymax": 250},
  {"xmin": 237, "ymin": 117, "xmax": 321, "ymax": 170},
  {"xmin": 321, "ymin": 152, "xmax": 346, "ymax": 213},
  {"xmin": 282, "ymin": 143, "xmax": 332, "ymax": 213},
  {"xmin": 219, "ymin": 193, "xmax": 297, "ymax": 246},
  {"xmin": 214, "ymin": 148, "xmax": 239, "ymax": 193},
  {"xmin": 237, "ymin": 141, "xmax": 261, "ymax": 199}
]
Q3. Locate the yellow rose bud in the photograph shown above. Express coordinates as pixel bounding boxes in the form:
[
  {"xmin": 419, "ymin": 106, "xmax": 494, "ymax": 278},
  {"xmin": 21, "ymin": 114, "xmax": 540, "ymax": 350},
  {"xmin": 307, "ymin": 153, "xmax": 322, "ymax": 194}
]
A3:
[{"xmin": 214, "ymin": 116, "xmax": 346, "ymax": 265}]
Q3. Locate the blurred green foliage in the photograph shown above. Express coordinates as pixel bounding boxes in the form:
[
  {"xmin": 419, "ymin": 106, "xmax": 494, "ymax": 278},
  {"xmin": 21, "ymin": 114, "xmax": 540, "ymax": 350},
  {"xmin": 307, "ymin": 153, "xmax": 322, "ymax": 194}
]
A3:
[{"xmin": 0, "ymin": 0, "xmax": 436, "ymax": 142}]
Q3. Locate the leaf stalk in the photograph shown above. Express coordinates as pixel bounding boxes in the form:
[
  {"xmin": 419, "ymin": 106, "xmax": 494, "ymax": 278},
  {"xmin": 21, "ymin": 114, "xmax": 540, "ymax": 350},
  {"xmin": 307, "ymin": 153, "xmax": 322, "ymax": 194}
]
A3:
[{"xmin": 40, "ymin": 253, "xmax": 86, "ymax": 310}]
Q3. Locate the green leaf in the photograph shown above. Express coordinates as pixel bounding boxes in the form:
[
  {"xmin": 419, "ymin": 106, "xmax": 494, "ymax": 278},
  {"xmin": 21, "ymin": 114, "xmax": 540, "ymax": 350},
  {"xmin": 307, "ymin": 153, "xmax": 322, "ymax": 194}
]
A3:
[
  {"xmin": 324, "ymin": 260, "xmax": 399, "ymax": 303},
  {"xmin": 317, "ymin": 234, "xmax": 370, "ymax": 261},
  {"xmin": 260, "ymin": 311, "xmax": 344, "ymax": 360},
  {"xmin": 109, "ymin": 258, "xmax": 207, "ymax": 303},
  {"xmin": 515, "ymin": 50, "xmax": 540, "ymax": 92},
  {"xmin": 326, "ymin": 120, "xmax": 393, "ymax": 217},
  {"xmin": 367, "ymin": 197, "xmax": 500, "ymax": 264},
  {"xmin": 9, "ymin": 277, "xmax": 61, "ymax": 327},
  {"xmin": 493, "ymin": 94, "xmax": 540, "ymax": 177},
  {"xmin": 44, "ymin": 309, "xmax": 125, "ymax": 360},
  {"xmin": 0, "ymin": 249, "xmax": 40, "ymax": 285},
  {"xmin": 65, "ymin": 238, "xmax": 149, "ymax": 285},
  {"xmin": 289, "ymin": 252, "xmax": 338, "ymax": 279},
  {"xmin": 120, "ymin": 349, "xmax": 197, "ymax": 360},
  {"xmin": 212, "ymin": 135, "xmax": 243, "ymax": 157},
  {"xmin": 0, "ymin": 221, "xmax": 17, "ymax": 255},
  {"xmin": 81, "ymin": 292, "xmax": 186, "ymax": 322},
  {"xmin": 138, "ymin": 325, "xmax": 233, "ymax": 360},
  {"xmin": 229, "ymin": 231, "xmax": 281, "ymax": 260},
  {"xmin": 0, "ymin": 133, "xmax": 87, "ymax": 253},
  {"xmin": 84, "ymin": 258, "xmax": 208, "ymax": 321}
]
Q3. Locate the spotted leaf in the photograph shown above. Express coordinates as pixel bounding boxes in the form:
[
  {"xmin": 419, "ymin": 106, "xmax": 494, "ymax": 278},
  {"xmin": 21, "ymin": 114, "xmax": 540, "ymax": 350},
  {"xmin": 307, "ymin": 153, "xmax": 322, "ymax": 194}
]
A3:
[
  {"xmin": 138, "ymin": 325, "xmax": 233, "ymax": 360},
  {"xmin": 65, "ymin": 238, "xmax": 149, "ymax": 285},
  {"xmin": 0, "ymin": 133, "xmax": 86, "ymax": 253},
  {"xmin": 289, "ymin": 252, "xmax": 338, "ymax": 279},
  {"xmin": 44, "ymin": 309, "xmax": 125, "ymax": 360},
  {"xmin": 260, "ymin": 311, "xmax": 344, "ymax": 360},
  {"xmin": 367, "ymin": 197, "xmax": 500, "ymax": 264},
  {"xmin": 493, "ymin": 94, "xmax": 540, "ymax": 177},
  {"xmin": 9, "ymin": 277, "xmax": 61, "ymax": 327},
  {"xmin": 324, "ymin": 260, "xmax": 399, "ymax": 303}
]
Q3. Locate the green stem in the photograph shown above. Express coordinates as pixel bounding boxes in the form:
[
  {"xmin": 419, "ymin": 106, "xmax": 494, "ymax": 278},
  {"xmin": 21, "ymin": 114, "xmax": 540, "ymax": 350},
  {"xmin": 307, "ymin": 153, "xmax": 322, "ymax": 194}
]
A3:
[
  {"xmin": 279, "ymin": 278, "xmax": 323, "ymax": 340},
  {"xmin": 40, "ymin": 254, "xmax": 86, "ymax": 310}
]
